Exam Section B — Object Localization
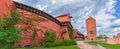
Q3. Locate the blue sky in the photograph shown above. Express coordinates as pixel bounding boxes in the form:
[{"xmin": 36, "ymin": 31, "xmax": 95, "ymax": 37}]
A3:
[
  {"xmin": 14, "ymin": 0, "xmax": 120, "ymax": 37},
  {"xmin": 114, "ymin": 0, "xmax": 120, "ymax": 19}
]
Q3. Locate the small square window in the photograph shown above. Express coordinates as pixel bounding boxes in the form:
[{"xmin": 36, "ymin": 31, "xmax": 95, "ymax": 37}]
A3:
[{"xmin": 90, "ymin": 31, "xmax": 93, "ymax": 34}]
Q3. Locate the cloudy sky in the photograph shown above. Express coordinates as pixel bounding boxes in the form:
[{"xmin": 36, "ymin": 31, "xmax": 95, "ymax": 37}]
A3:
[{"xmin": 14, "ymin": 0, "xmax": 120, "ymax": 37}]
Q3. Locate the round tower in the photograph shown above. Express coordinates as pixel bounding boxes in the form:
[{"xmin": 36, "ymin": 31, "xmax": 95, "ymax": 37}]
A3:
[{"xmin": 86, "ymin": 16, "xmax": 97, "ymax": 40}]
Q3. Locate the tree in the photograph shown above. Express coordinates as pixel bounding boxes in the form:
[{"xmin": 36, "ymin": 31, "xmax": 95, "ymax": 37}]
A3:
[
  {"xmin": 113, "ymin": 35, "xmax": 116, "ymax": 38},
  {"xmin": 0, "ymin": 11, "xmax": 21, "ymax": 49},
  {"xmin": 44, "ymin": 30, "xmax": 56, "ymax": 47},
  {"xmin": 98, "ymin": 34, "xmax": 107, "ymax": 39}
]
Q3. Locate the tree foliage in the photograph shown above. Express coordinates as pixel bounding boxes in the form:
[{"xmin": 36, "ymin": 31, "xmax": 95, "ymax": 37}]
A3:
[
  {"xmin": 98, "ymin": 34, "xmax": 107, "ymax": 39},
  {"xmin": 43, "ymin": 30, "xmax": 77, "ymax": 47},
  {"xmin": 44, "ymin": 30, "xmax": 56, "ymax": 47},
  {"xmin": 0, "ymin": 11, "xmax": 21, "ymax": 49},
  {"xmin": 67, "ymin": 26, "xmax": 73, "ymax": 39}
]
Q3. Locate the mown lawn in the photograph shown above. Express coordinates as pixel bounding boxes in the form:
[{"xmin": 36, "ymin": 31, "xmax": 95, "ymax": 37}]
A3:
[
  {"xmin": 16, "ymin": 45, "xmax": 80, "ymax": 49},
  {"xmin": 85, "ymin": 41, "xmax": 120, "ymax": 49}
]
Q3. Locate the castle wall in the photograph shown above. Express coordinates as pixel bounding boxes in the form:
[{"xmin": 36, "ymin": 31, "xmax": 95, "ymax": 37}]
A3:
[
  {"xmin": 73, "ymin": 29, "xmax": 84, "ymax": 41},
  {"xmin": 0, "ymin": 0, "xmax": 13, "ymax": 17},
  {"xmin": 56, "ymin": 14, "xmax": 71, "ymax": 23},
  {"xmin": 106, "ymin": 33, "xmax": 120, "ymax": 44},
  {"xmin": 0, "ymin": 0, "xmax": 71, "ymax": 47},
  {"xmin": 16, "ymin": 8, "xmax": 61, "ymax": 46},
  {"xmin": 106, "ymin": 38, "xmax": 120, "ymax": 44},
  {"xmin": 56, "ymin": 14, "xmax": 73, "ymax": 40},
  {"xmin": 61, "ymin": 26, "xmax": 70, "ymax": 40}
]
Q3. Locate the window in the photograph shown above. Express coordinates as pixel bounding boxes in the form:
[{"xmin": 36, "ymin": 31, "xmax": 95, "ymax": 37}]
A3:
[
  {"xmin": 62, "ymin": 37, "xmax": 64, "ymax": 39},
  {"xmin": 91, "ymin": 38, "xmax": 93, "ymax": 40},
  {"xmin": 90, "ymin": 31, "xmax": 93, "ymax": 34},
  {"xmin": 63, "ymin": 29, "xmax": 67, "ymax": 33}
]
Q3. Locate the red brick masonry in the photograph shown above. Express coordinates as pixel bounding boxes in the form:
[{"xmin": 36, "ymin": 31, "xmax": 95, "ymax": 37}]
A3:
[
  {"xmin": 0, "ymin": 0, "xmax": 73, "ymax": 47},
  {"xmin": 106, "ymin": 33, "xmax": 120, "ymax": 44},
  {"xmin": 86, "ymin": 16, "xmax": 97, "ymax": 40}
]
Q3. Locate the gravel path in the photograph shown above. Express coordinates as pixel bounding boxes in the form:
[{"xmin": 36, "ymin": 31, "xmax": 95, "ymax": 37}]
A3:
[{"xmin": 77, "ymin": 41, "xmax": 106, "ymax": 49}]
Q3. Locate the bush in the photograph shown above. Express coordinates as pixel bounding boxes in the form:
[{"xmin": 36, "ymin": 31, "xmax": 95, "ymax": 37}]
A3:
[
  {"xmin": 56, "ymin": 40, "xmax": 76, "ymax": 46},
  {"xmin": 43, "ymin": 30, "xmax": 56, "ymax": 47},
  {"xmin": 45, "ymin": 40, "xmax": 77, "ymax": 47},
  {"xmin": 0, "ymin": 11, "xmax": 21, "ymax": 49},
  {"xmin": 43, "ymin": 30, "xmax": 77, "ymax": 47}
]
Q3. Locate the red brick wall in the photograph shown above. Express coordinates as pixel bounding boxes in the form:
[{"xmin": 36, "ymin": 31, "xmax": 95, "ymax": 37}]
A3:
[
  {"xmin": 0, "ymin": 0, "xmax": 13, "ymax": 17},
  {"xmin": 117, "ymin": 33, "xmax": 120, "ymax": 38},
  {"xmin": 38, "ymin": 21, "xmax": 61, "ymax": 40},
  {"xmin": 106, "ymin": 38, "xmax": 120, "ymax": 44},
  {"xmin": 86, "ymin": 17, "xmax": 97, "ymax": 40},
  {"xmin": 56, "ymin": 13, "xmax": 71, "ymax": 23},
  {"xmin": 61, "ymin": 26, "xmax": 70, "ymax": 40},
  {"xmin": 106, "ymin": 33, "xmax": 120, "ymax": 44},
  {"xmin": 16, "ymin": 8, "xmax": 62, "ymax": 46},
  {"xmin": 106, "ymin": 38, "xmax": 117, "ymax": 44},
  {"xmin": 0, "ymin": 0, "xmax": 71, "ymax": 46},
  {"xmin": 116, "ymin": 38, "xmax": 120, "ymax": 44},
  {"xmin": 73, "ymin": 29, "xmax": 84, "ymax": 41}
]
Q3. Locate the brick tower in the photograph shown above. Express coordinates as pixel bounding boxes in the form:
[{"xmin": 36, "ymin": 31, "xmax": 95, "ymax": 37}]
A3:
[{"xmin": 86, "ymin": 16, "xmax": 97, "ymax": 40}]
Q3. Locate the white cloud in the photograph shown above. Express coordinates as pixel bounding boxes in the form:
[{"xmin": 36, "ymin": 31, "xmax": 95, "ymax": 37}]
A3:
[
  {"xmin": 94, "ymin": 0, "xmax": 118, "ymax": 37},
  {"xmin": 52, "ymin": 0, "xmax": 56, "ymax": 4},
  {"xmin": 106, "ymin": 0, "xmax": 116, "ymax": 14},
  {"xmin": 114, "ymin": 19, "xmax": 120, "ymax": 24},
  {"xmin": 48, "ymin": 10, "xmax": 52, "ymax": 13},
  {"xmin": 36, "ymin": 5, "xmax": 48, "ymax": 10}
]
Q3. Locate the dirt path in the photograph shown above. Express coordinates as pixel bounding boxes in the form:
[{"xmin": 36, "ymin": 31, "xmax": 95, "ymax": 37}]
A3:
[{"xmin": 77, "ymin": 41, "xmax": 106, "ymax": 49}]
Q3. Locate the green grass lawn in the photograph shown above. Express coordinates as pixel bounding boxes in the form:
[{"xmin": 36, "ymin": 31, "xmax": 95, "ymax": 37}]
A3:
[
  {"xmin": 85, "ymin": 41, "xmax": 120, "ymax": 49},
  {"xmin": 16, "ymin": 45, "xmax": 80, "ymax": 49}
]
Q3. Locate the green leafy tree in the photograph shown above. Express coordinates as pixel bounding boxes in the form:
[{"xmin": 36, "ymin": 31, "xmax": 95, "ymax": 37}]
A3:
[
  {"xmin": 44, "ymin": 30, "xmax": 56, "ymax": 47},
  {"xmin": 98, "ymin": 34, "xmax": 107, "ymax": 39},
  {"xmin": 113, "ymin": 35, "xmax": 116, "ymax": 38},
  {"xmin": 0, "ymin": 11, "xmax": 21, "ymax": 49}
]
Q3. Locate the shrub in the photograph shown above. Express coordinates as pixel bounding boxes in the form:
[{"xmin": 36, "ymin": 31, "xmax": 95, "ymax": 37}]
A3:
[
  {"xmin": 43, "ymin": 30, "xmax": 56, "ymax": 47},
  {"xmin": 43, "ymin": 30, "xmax": 76, "ymax": 47},
  {"xmin": 0, "ymin": 11, "xmax": 21, "ymax": 49},
  {"xmin": 45, "ymin": 40, "xmax": 77, "ymax": 47},
  {"xmin": 56, "ymin": 40, "xmax": 76, "ymax": 46}
]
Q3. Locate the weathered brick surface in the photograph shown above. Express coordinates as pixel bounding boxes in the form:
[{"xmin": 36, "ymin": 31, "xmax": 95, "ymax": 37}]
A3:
[
  {"xmin": 86, "ymin": 17, "xmax": 97, "ymax": 40},
  {"xmin": 0, "ymin": 0, "xmax": 72, "ymax": 47},
  {"xmin": 56, "ymin": 13, "xmax": 71, "ymax": 23},
  {"xmin": 73, "ymin": 29, "xmax": 84, "ymax": 41},
  {"xmin": 0, "ymin": 0, "xmax": 13, "ymax": 18},
  {"xmin": 106, "ymin": 33, "xmax": 120, "ymax": 44},
  {"xmin": 16, "ymin": 8, "xmax": 63, "ymax": 46},
  {"xmin": 15, "ymin": 8, "xmax": 73, "ymax": 46},
  {"xmin": 56, "ymin": 14, "xmax": 72, "ymax": 40}
]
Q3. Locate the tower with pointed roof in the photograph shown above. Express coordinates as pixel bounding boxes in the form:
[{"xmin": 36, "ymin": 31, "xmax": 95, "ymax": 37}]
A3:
[{"xmin": 86, "ymin": 16, "xmax": 97, "ymax": 40}]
